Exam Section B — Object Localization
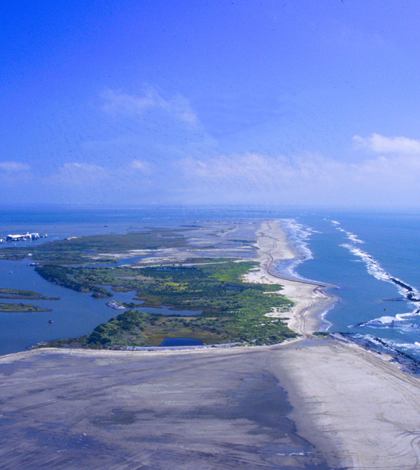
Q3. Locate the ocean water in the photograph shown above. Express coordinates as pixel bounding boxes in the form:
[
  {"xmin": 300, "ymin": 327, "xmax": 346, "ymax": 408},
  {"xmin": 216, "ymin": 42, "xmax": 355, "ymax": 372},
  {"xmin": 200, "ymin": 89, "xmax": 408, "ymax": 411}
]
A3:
[
  {"xmin": 1, "ymin": 206, "xmax": 420, "ymax": 361},
  {"xmin": 285, "ymin": 212, "xmax": 420, "ymax": 361}
]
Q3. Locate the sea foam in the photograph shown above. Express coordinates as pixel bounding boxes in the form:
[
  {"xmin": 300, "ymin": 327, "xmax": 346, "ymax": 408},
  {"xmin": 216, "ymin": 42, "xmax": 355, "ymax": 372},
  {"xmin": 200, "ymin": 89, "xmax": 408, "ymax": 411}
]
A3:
[
  {"xmin": 332, "ymin": 220, "xmax": 420, "ymax": 330},
  {"xmin": 280, "ymin": 219, "xmax": 314, "ymax": 279}
]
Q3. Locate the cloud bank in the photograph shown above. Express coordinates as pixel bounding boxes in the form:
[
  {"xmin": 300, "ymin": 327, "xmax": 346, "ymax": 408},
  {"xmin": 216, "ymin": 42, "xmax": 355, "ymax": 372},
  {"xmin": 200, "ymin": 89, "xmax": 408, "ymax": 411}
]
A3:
[
  {"xmin": 354, "ymin": 133, "xmax": 420, "ymax": 155},
  {"xmin": 26, "ymin": 140, "xmax": 420, "ymax": 207},
  {"xmin": 177, "ymin": 148, "xmax": 420, "ymax": 206}
]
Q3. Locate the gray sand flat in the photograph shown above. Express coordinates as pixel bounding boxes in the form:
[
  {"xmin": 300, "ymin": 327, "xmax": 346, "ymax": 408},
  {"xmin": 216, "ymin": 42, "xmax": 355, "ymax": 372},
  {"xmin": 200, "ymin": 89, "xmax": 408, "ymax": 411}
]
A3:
[{"xmin": 0, "ymin": 347, "xmax": 331, "ymax": 470}]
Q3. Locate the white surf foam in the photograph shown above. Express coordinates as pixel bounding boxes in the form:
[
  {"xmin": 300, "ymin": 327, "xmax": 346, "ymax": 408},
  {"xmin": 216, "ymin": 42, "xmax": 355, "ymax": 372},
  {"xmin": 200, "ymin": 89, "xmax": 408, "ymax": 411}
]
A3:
[
  {"xmin": 280, "ymin": 219, "xmax": 314, "ymax": 280},
  {"xmin": 340, "ymin": 244, "xmax": 391, "ymax": 283},
  {"xmin": 355, "ymin": 314, "xmax": 420, "ymax": 329},
  {"xmin": 387, "ymin": 339, "xmax": 420, "ymax": 353},
  {"xmin": 333, "ymin": 220, "xmax": 420, "ymax": 331},
  {"xmin": 336, "ymin": 227, "xmax": 364, "ymax": 244},
  {"xmin": 319, "ymin": 302, "xmax": 337, "ymax": 332}
]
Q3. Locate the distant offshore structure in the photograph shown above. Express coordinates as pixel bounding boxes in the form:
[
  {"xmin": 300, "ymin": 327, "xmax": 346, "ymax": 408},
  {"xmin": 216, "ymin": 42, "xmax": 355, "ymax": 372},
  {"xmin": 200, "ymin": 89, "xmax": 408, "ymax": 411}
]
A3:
[{"xmin": 0, "ymin": 232, "xmax": 47, "ymax": 244}]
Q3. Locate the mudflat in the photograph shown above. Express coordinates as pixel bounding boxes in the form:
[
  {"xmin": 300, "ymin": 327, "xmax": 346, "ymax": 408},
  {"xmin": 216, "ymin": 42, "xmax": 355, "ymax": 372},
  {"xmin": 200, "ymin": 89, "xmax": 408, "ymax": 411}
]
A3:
[
  {"xmin": 3, "ymin": 337, "xmax": 420, "ymax": 469},
  {"xmin": 0, "ymin": 347, "xmax": 331, "ymax": 470}
]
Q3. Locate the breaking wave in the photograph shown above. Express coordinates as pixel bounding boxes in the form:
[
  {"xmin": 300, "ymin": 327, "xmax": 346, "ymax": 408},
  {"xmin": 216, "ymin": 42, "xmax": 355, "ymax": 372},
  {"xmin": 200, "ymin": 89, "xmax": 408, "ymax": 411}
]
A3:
[
  {"xmin": 331, "ymin": 220, "xmax": 420, "ymax": 332},
  {"xmin": 339, "ymin": 243, "xmax": 420, "ymax": 306},
  {"xmin": 332, "ymin": 222, "xmax": 420, "ymax": 302},
  {"xmin": 278, "ymin": 219, "xmax": 316, "ymax": 280},
  {"xmin": 331, "ymin": 220, "xmax": 364, "ymax": 244},
  {"xmin": 354, "ymin": 315, "xmax": 420, "ymax": 331},
  {"xmin": 342, "ymin": 333, "xmax": 420, "ymax": 375}
]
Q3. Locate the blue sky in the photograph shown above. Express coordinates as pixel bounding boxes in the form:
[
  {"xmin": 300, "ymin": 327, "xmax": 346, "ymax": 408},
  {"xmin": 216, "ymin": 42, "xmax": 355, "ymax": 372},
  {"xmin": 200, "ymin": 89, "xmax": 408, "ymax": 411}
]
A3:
[{"xmin": 1, "ymin": 0, "xmax": 420, "ymax": 207}]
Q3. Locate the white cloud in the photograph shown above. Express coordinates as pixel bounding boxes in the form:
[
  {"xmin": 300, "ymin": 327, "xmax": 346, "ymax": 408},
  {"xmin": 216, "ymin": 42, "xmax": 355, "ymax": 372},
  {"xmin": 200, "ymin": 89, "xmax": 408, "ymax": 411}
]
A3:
[
  {"xmin": 0, "ymin": 161, "xmax": 31, "ymax": 172},
  {"xmin": 46, "ymin": 161, "xmax": 154, "ymax": 195},
  {"xmin": 180, "ymin": 153, "xmax": 343, "ymax": 185},
  {"xmin": 178, "ymin": 150, "xmax": 420, "ymax": 206},
  {"xmin": 101, "ymin": 87, "xmax": 198, "ymax": 125},
  {"xmin": 353, "ymin": 133, "xmax": 420, "ymax": 154},
  {"xmin": 131, "ymin": 159, "xmax": 151, "ymax": 172},
  {"xmin": 0, "ymin": 161, "xmax": 33, "ymax": 189},
  {"xmin": 53, "ymin": 162, "xmax": 110, "ymax": 186},
  {"xmin": 9, "ymin": 139, "xmax": 420, "ymax": 207}
]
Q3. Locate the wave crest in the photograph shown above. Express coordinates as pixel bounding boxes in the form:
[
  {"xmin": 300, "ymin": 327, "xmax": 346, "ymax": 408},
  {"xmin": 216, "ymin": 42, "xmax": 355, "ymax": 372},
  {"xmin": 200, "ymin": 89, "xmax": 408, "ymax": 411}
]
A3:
[{"xmin": 333, "ymin": 220, "xmax": 420, "ymax": 332}]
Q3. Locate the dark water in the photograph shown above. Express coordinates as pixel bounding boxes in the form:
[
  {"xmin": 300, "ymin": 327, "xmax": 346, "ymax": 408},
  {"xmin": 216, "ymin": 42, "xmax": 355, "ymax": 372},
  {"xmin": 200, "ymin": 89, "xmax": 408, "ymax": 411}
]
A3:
[
  {"xmin": 160, "ymin": 338, "xmax": 203, "ymax": 346},
  {"xmin": 0, "ymin": 259, "xmax": 139, "ymax": 355}
]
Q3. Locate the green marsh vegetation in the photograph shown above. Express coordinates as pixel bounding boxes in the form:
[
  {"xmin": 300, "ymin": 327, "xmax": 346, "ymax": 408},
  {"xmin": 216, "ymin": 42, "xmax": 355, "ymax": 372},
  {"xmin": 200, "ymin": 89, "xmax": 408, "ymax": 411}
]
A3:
[
  {"xmin": 313, "ymin": 331, "xmax": 329, "ymax": 338},
  {"xmin": 0, "ymin": 288, "xmax": 58, "ymax": 312},
  {"xmin": 0, "ymin": 288, "xmax": 59, "ymax": 301},
  {"xmin": 0, "ymin": 303, "xmax": 52, "ymax": 313},
  {"xmin": 40, "ymin": 260, "xmax": 297, "ymax": 348},
  {"xmin": 2, "ymin": 225, "xmax": 296, "ymax": 347}
]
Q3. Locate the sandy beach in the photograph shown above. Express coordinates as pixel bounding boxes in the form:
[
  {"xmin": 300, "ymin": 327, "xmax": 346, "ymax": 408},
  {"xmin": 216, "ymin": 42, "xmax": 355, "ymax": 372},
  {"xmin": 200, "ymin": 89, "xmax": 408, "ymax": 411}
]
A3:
[
  {"xmin": 243, "ymin": 219, "xmax": 337, "ymax": 335},
  {"xmin": 277, "ymin": 337, "xmax": 420, "ymax": 469},
  {"xmin": 252, "ymin": 220, "xmax": 420, "ymax": 468},
  {"xmin": 1, "ymin": 220, "xmax": 420, "ymax": 469}
]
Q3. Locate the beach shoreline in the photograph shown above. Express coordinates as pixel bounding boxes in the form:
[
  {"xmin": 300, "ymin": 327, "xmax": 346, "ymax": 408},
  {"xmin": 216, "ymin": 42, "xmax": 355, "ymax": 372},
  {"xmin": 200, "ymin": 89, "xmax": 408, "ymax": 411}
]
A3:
[
  {"xmin": 243, "ymin": 219, "xmax": 338, "ymax": 336},
  {"xmin": 258, "ymin": 219, "xmax": 420, "ymax": 468}
]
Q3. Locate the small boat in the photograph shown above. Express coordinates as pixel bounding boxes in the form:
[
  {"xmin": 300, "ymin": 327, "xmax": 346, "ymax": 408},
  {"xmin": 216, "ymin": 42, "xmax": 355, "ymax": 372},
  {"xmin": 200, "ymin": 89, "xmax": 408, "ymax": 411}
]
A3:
[{"xmin": 48, "ymin": 319, "xmax": 53, "ymax": 324}]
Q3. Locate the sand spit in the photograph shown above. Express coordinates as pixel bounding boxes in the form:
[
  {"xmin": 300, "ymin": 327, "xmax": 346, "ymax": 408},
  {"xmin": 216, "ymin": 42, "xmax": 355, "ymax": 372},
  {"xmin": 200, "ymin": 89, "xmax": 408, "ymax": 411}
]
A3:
[
  {"xmin": 0, "ymin": 347, "xmax": 332, "ymax": 470},
  {"xmin": 3, "ymin": 339, "xmax": 420, "ymax": 469}
]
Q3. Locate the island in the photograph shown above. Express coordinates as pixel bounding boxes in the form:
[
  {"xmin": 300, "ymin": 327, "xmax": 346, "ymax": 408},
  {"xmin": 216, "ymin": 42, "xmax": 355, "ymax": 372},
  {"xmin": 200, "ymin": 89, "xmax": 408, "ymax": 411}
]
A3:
[
  {"xmin": 0, "ymin": 288, "xmax": 59, "ymax": 301},
  {"xmin": 0, "ymin": 303, "xmax": 52, "ymax": 313},
  {"xmin": 0, "ymin": 288, "xmax": 58, "ymax": 312}
]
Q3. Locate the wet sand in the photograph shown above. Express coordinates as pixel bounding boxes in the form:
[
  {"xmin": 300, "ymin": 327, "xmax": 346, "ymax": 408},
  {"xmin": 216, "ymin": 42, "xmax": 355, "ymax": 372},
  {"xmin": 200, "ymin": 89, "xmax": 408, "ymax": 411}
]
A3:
[
  {"xmin": 3, "ymin": 338, "xmax": 420, "ymax": 469},
  {"xmin": 277, "ymin": 337, "xmax": 420, "ymax": 469},
  {"xmin": 0, "ymin": 347, "xmax": 331, "ymax": 470}
]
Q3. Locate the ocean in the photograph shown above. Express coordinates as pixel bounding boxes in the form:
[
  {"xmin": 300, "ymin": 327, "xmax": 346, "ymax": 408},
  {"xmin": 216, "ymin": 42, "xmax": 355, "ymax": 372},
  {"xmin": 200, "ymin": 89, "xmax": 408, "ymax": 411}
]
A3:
[
  {"xmin": 285, "ymin": 211, "xmax": 420, "ymax": 362},
  {"xmin": 1, "ymin": 206, "xmax": 420, "ymax": 361}
]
